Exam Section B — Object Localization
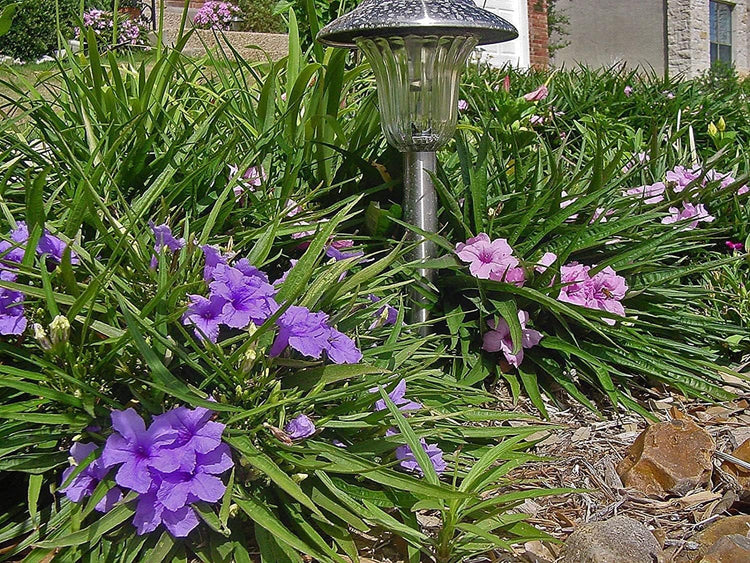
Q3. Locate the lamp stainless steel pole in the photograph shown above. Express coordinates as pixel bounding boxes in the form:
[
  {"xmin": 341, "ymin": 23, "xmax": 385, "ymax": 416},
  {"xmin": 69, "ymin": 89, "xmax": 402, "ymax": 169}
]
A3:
[
  {"xmin": 318, "ymin": 0, "xmax": 519, "ymax": 332},
  {"xmin": 404, "ymin": 151, "xmax": 437, "ymax": 330}
]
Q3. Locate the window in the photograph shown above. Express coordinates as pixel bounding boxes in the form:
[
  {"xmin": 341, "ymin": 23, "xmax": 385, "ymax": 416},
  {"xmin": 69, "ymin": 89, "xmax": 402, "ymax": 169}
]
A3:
[{"xmin": 709, "ymin": 1, "xmax": 733, "ymax": 65}]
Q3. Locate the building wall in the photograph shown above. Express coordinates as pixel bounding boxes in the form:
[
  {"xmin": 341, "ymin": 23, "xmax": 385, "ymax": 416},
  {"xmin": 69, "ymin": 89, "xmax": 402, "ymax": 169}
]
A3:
[
  {"xmin": 551, "ymin": 0, "xmax": 666, "ymax": 73},
  {"xmin": 552, "ymin": 0, "xmax": 750, "ymax": 77}
]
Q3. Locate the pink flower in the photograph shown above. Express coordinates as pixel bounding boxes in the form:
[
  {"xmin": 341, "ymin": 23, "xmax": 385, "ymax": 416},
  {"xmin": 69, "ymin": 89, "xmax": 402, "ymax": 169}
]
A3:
[
  {"xmin": 502, "ymin": 75, "xmax": 511, "ymax": 92},
  {"xmin": 661, "ymin": 202, "xmax": 715, "ymax": 229},
  {"xmin": 482, "ymin": 310, "xmax": 543, "ymax": 368},
  {"xmin": 560, "ymin": 190, "xmax": 579, "ymax": 221},
  {"xmin": 458, "ymin": 99, "xmax": 469, "ymax": 111},
  {"xmin": 624, "ymin": 85, "xmax": 634, "ymax": 97},
  {"xmin": 623, "ymin": 181, "xmax": 666, "ymax": 204},
  {"xmin": 455, "ymin": 233, "xmax": 525, "ymax": 285},
  {"xmin": 535, "ymin": 252, "xmax": 557, "ymax": 274},
  {"xmin": 739, "ymin": 185, "xmax": 749, "ymax": 196},
  {"xmin": 666, "ymin": 165, "xmax": 700, "ymax": 193},
  {"xmin": 524, "ymin": 85, "xmax": 548, "ymax": 102},
  {"xmin": 621, "ymin": 152, "xmax": 649, "ymax": 173},
  {"xmin": 591, "ymin": 208, "xmax": 614, "ymax": 223},
  {"xmin": 558, "ymin": 263, "xmax": 628, "ymax": 325},
  {"xmin": 529, "ymin": 114, "xmax": 545, "ymax": 126},
  {"xmin": 726, "ymin": 241, "xmax": 744, "ymax": 252}
]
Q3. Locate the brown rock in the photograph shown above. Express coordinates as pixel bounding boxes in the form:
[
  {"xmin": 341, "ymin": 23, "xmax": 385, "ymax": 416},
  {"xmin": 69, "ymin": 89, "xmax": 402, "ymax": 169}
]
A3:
[
  {"xmin": 721, "ymin": 438, "xmax": 750, "ymax": 491},
  {"xmin": 701, "ymin": 534, "xmax": 750, "ymax": 562},
  {"xmin": 559, "ymin": 516, "xmax": 661, "ymax": 563},
  {"xmin": 617, "ymin": 417, "xmax": 715, "ymax": 497},
  {"xmin": 676, "ymin": 516, "xmax": 750, "ymax": 562}
]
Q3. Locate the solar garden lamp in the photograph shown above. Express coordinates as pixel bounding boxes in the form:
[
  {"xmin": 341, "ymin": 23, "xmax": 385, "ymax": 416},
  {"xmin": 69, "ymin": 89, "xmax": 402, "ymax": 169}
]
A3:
[{"xmin": 318, "ymin": 0, "xmax": 518, "ymax": 331}]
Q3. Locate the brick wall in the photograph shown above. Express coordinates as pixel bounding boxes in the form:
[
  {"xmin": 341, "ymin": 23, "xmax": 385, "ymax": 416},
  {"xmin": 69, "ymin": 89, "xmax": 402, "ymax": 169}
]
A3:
[{"xmin": 527, "ymin": 0, "xmax": 550, "ymax": 68}]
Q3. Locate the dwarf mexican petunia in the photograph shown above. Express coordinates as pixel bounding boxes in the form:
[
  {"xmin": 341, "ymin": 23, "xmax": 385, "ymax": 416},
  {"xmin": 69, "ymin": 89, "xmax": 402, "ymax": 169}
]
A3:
[
  {"xmin": 482, "ymin": 310, "xmax": 543, "ymax": 368},
  {"xmin": 455, "ymin": 233, "xmax": 525, "ymax": 285},
  {"xmin": 60, "ymin": 442, "xmax": 123, "ymax": 513},
  {"xmin": 285, "ymin": 414, "xmax": 316, "ymax": 440},
  {"xmin": 100, "ymin": 408, "xmax": 179, "ymax": 494},
  {"xmin": 372, "ymin": 379, "xmax": 422, "ymax": 412}
]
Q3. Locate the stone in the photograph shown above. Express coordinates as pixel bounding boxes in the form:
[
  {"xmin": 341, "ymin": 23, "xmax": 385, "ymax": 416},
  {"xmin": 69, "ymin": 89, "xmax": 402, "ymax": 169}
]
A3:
[
  {"xmin": 676, "ymin": 516, "xmax": 750, "ymax": 562},
  {"xmin": 616, "ymin": 417, "xmax": 714, "ymax": 497},
  {"xmin": 559, "ymin": 516, "xmax": 661, "ymax": 563},
  {"xmin": 701, "ymin": 534, "xmax": 750, "ymax": 562},
  {"xmin": 721, "ymin": 438, "xmax": 750, "ymax": 492}
]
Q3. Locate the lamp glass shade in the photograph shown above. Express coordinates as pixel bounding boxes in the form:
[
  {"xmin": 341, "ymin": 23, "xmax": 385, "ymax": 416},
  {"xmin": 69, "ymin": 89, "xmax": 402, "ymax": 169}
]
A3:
[{"xmin": 356, "ymin": 34, "xmax": 478, "ymax": 152}]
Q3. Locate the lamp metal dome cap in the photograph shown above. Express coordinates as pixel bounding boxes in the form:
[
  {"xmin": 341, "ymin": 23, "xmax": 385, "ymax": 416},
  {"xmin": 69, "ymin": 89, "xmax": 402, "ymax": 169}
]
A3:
[{"xmin": 317, "ymin": 0, "xmax": 519, "ymax": 48}]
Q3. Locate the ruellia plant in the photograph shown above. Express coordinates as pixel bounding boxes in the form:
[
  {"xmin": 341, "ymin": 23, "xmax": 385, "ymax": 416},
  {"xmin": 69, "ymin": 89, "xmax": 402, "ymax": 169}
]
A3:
[{"xmin": 0, "ymin": 4, "xmax": 747, "ymax": 562}]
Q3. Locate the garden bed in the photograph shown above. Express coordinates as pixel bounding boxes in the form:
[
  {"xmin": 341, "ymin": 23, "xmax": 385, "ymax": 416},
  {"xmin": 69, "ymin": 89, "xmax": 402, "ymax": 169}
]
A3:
[{"xmin": 0, "ymin": 2, "xmax": 749, "ymax": 562}]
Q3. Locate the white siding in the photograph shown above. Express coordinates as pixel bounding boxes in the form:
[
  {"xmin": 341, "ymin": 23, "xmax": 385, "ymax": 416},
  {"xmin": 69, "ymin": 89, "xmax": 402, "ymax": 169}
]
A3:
[{"xmin": 479, "ymin": 0, "xmax": 530, "ymax": 68}]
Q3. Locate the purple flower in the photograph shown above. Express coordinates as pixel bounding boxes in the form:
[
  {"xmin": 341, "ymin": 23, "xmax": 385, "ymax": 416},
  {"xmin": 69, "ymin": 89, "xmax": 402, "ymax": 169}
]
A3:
[
  {"xmin": 5, "ymin": 221, "xmax": 78, "ymax": 265},
  {"xmin": 0, "ymin": 287, "xmax": 27, "ymax": 336},
  {"xmin": 326, "ymin": 244, "xmax": 365, "ymax": 262},
  {"xmin": 369, "ymin": 294, "xmax": 398, "ymax": 329},
  {"xmin": 38, "ymin": 233, "xmax": 79, "ymax": 264},
  {"xmin": 393, "ymin": 435, "xmax": 446, "ymax": 476},
  {"xmin": 661, "ymin": 202, "xmax": 715, "ymax": 229},
  {"xmin": 455, "ymin": 233, "xmax": 525, "ymax": 285},
  {"xmin": 183, "ymin": 294, "xmax": 227, "ymax": 342},
  {"xmin": 372, "ymin": 379, "xmax": 422, "ymax": 412},
  {"xmin": 209, "ymin": 264, "xmax": 278, "ymax": 329},
  {"xmin": 624, "ymin": 181, "xmax": 666, "ymax": 204},
  {"xmin": 150, "ymin": 222, "xmax": 185, "ymax": 254},
  {"xmin": 324, "ymin": 328, "xmax": 363, "ymax": 364},
  {"xmin": 60, "ymin": 442, "xmax": 123, "ymax": 513},
  {"xmin": 100, "ymin": 408, "xmax": 179, "ymax": 494},
  {"xmin": 270, "ymin": 306, "xmax": 330, "ymax": 360},
  {"xmin": 458, "ymin": 99, "xmax": 469, "ymax": 111},
  {"xmin": 624, "ymin": 85, "xmax": 634, "ymax": 97},
  {"xmin": 201, "ymin": 245, "xmax": 229, "ymax": 281},
  {"xmin": 151, "ymin": 406, "xmax": 226, "ymax": 471},
  {"xmin": 558, "ymin": 263, "xmax": 628, "ymax": 325},
  {"xmin": 233, "ymin": 258, "xmax": 270, "ymax": 283},
  {"xmin": 133, "ymin": 490, "xmax": 199, "ymax": 537},
  {"xmin": 482, "ymin": 310, "xmax": 543, "ymax": 368},
  {"xmin": 274, "ymin": 259, "xmax": 298, "ymax": 286},
  {"xmin": 285, "ymin": 414, "xmax": 316, "ymax": 440},
  {"xmin": 156, "ymin": 444, "xmax": 233, "ymax": 511}
]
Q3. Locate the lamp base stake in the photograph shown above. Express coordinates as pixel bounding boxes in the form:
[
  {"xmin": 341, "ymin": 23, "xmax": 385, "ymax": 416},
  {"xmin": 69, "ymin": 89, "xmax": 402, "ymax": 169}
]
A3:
[{"xmin": 404, "ymin": 151, "xmax": 438, "ymax": 335}]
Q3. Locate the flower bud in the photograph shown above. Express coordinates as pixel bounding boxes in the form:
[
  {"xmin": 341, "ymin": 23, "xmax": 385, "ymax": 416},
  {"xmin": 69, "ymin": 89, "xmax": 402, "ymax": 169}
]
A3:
[
  {"xmin": 33, "ymin": 323, "xmax": 52, "ymax": 351},
  {"xmin": 708, "ymin": 122, "xmax": 719, "ymax": 137},
  {"xmin": 717, "ymin": 117, "xmax": 726, "ymax": 132},
  {"xmin": 49, "ymin": 315, "xmax": 70, "ymax": 347}
]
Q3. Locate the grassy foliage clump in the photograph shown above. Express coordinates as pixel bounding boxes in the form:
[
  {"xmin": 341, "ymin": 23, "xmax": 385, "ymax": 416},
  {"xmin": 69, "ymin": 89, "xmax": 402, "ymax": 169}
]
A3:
[{"xmin": 0, "ymin": 5, "xmax": 747, "ymax": 562}]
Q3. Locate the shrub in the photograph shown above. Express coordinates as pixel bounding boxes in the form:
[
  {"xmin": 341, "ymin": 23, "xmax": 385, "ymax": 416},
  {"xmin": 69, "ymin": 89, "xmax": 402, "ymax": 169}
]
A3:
[
  {"xmin": 0, "ymin": 0, "xmax": 79, "ymax": 61},
  {"xmin": 236, "ymin": 0, "xmax": 284, "ymax": 33}
]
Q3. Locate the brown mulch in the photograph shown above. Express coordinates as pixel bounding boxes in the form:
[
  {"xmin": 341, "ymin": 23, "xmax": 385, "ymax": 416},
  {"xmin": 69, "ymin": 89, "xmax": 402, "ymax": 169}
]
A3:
[{"xmin": 494, "ymin": 385, "xmax": 750, "ymax": 562}]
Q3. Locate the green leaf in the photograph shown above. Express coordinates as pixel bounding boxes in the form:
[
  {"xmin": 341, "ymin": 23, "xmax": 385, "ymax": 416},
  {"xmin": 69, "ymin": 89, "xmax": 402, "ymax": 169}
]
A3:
[
  {"xmin": 235, "ymin": 495, "xmax": 327, "ymax": 561},
  {"xmin": 34, "ymin": 501, "xmax": 136, "ymax": 548},
  {"xmin": 227, "ymin": 436, "xmax": 323, "ymax": 518},
  {"xmin": 0, "ymin": 2, "xmax": 17, "ymax": 36}
]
